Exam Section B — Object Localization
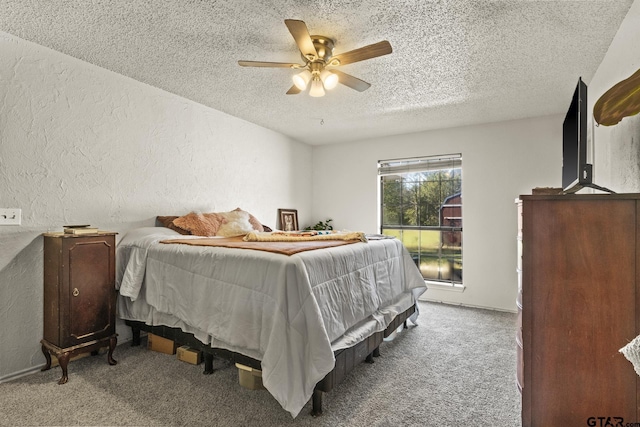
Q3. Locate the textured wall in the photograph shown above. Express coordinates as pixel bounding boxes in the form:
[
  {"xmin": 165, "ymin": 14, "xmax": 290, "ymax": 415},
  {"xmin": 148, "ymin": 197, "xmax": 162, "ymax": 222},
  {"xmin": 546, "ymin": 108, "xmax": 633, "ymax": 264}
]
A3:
[
  {"xmin": 590, "ymin": 1, "xmax": 640, "ymax": 192},
  {"xmin": 0, "ymin": 32, "xmax": 312, "ymax": 380},
  {"xmin": 310, "ymin": 2, "xmax": 640, "ymax": 313},
  {"xmin": 310, "ymin": 115, "xmax": 561, "ymax": 312}
]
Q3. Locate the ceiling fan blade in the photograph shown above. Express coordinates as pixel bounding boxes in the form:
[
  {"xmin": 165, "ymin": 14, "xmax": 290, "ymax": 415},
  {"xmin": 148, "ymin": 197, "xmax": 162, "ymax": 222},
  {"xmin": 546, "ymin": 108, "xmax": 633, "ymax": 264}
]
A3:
[
  {"xmin": 331, "ymin": 70, "xmax": 371, "ymax": 92},
  {"xmin": 238, "ymin": 60, "xmax": 302, "ymax": 68},
  {"xmin": 284, "ymin": 19, "xmax": 318, "ymax": 60},
  {"xmin": 331, "ymin": 40, "xmax": 392, "ymax": 66},
  {"xmin": 286, "ymin": 85, "xmax": 302, "ymax": 95}
]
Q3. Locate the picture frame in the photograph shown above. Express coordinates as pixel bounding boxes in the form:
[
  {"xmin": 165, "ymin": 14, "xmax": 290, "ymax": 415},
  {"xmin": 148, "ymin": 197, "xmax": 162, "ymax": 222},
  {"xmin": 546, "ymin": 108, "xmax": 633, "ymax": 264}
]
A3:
[{"xmin": 277, "ymin": 209, "xmax": 299, "ymax": 231}]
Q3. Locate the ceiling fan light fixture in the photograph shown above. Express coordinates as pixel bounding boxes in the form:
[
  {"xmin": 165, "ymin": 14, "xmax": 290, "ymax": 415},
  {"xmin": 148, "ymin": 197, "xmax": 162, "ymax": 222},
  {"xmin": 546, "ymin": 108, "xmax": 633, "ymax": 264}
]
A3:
[
  {"xmin": 309, "ymin": 77, "xmax": 325, "ymax": 97},
  {"xmin": 320, "ymin": 69, "xmax": 339, "ymax": 90},
  {"xmin": 239, "ymin": 20, "xmax": 393, "ymax": 97},
  {"xmin": 292, "ymin": 70, "xmax": 312, "ymax": 90}
]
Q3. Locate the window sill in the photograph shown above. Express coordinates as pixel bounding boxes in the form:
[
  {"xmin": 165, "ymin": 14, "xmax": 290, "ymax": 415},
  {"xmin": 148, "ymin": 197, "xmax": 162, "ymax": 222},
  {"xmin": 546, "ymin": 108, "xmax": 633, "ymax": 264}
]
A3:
[{"xmin": 424, "ymin": 281, "xmax": 465, "ymax": 292}]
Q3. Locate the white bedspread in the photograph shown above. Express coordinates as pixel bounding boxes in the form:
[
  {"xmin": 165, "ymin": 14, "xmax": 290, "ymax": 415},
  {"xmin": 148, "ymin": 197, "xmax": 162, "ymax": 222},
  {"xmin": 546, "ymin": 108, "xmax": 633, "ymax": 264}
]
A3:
[{"xmin": 116, "ymin": 227, "xmax": 426, "ymax": 417}]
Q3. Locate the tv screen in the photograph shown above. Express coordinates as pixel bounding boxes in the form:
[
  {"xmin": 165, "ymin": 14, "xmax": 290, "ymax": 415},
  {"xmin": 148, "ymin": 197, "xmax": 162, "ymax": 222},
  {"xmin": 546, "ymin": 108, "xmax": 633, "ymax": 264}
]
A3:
[{"xmin": 562, "ymin": 77, "xmax": 591, "ymax": 192}]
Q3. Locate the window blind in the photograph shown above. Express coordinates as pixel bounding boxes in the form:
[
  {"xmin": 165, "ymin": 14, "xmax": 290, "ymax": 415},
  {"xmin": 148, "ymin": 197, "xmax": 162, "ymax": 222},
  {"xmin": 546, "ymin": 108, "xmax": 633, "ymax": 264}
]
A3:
[{"xmin": 377, "ymin": 153, "xmax": 462, "ymax": 176}]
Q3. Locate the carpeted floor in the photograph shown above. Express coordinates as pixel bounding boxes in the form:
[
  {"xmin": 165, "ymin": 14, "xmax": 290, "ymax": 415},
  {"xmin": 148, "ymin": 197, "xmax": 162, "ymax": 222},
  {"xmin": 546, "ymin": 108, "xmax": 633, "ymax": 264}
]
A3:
[{"xmin": 0, "ymin": 302, "xmax": 521, "ymax": 426}]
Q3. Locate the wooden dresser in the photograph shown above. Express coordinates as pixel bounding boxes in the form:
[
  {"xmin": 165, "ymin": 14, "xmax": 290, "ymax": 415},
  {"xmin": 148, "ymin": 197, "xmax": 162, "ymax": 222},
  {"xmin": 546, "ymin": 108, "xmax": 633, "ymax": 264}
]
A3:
[
  {"xmin": 518, "ymin": 193, "xmax": 639, "ymax": 426},
  {"xmin": 41, "ymin": 232, "xmax": 118, "ymax": 384}
]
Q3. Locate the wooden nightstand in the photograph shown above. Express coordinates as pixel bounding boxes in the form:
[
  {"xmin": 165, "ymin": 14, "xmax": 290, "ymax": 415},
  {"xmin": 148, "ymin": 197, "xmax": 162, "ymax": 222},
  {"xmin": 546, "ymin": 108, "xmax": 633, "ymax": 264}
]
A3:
[{"xmin": 41, "ymin": 231, "xmax": 118, "ymax": 384}]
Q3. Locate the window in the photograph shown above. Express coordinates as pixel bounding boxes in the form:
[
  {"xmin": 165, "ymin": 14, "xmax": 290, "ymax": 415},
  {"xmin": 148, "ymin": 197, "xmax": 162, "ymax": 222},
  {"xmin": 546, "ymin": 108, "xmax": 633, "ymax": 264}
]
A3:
[{"xmin": 378, "ymin": 154, "xmax": 462, "ymax": 284}]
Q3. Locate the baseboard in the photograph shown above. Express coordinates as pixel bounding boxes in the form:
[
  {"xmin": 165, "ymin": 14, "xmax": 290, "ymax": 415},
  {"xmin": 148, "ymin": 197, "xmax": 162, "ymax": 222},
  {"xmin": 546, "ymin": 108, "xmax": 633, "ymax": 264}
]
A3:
[
  {"xmin": 420, "ymin": 297, "xmax": 518, "ymax": 314},
  {"xmin": 0, "ymin": 336, "xmax": 134, "ymax": 384},
  {"xmin": 0, "ymin": 365, "xmax": 44, "ymax": 384}
]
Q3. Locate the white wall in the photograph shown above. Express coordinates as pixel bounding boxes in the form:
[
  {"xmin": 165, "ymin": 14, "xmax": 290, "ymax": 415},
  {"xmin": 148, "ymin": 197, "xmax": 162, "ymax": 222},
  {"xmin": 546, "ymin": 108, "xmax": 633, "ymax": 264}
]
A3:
[
  {"xmin": 590, "ymin": 0, "xmax": 640, "ymax": 191},
  {"xmin": 0, "ymin": 32, "xmax": 312, "ymax": 380},
  {"xmin": 311, "ymin": 115, "xmax": 562, "ymax": 311},
  {"xmin": 310, "ymin": 0, "xmax": 640, "ymax": 312}
]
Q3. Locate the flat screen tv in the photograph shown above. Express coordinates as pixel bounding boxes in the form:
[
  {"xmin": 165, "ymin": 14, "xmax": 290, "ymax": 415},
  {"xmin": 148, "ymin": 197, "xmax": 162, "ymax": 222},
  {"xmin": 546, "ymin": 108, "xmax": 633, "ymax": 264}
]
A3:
[{"xmin": 562, "ymin": 77, "xmax": 592, "ymax": 193}]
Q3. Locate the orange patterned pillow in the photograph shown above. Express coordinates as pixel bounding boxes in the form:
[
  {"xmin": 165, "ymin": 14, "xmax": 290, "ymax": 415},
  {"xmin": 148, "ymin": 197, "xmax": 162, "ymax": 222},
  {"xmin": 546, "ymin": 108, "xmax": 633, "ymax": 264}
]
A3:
[
  {"xmin": 173, "ymin": 212, "xmax": 223, "ymax": 236},
  {"xmin": 216, "ymin": 210, "xmax": 255, "ymax": 237},
  {"xmin": 233, "ymin": 208, "xmax": 264, "ymax": 232}
]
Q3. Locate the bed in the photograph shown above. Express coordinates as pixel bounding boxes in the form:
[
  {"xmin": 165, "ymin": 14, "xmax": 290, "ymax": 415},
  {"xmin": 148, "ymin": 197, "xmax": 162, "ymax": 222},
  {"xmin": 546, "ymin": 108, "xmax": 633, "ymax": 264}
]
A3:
[{"xmin": 116, "ymin": 225, "xmax": 427, "ymax": 417}]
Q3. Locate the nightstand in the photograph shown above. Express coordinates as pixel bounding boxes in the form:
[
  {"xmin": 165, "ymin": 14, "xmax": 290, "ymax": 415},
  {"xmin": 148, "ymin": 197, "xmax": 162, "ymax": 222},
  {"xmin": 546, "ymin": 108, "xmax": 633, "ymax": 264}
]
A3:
[{"xmin": 41, "ymin": 231, "xmax": 118, "ymax": 384}]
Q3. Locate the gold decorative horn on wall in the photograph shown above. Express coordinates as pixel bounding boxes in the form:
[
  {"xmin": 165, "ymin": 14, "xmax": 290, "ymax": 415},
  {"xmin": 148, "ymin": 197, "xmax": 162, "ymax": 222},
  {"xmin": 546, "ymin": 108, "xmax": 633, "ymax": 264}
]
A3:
[{"xmin": 593, "ymin": 68, "xmax": 640, "ymax": 126}]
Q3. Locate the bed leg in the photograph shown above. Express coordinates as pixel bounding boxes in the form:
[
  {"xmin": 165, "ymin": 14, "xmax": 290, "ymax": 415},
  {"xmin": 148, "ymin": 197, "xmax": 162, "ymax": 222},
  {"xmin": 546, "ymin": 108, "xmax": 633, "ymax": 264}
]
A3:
[
  {"xmin": 404, "ymin": 320, "xmax": 408, "ymax": 329},
  {"xmin": 373, "ymin": 347, "xmax": 381, "ymax": 358},
  {"xmin": 311, "ymin": 390, "xmax": 323, "ymax": 417},
  {"xmin": 365, "ymin": 352, "xmax": 375, "ymax": 364},
  {"xmin": 131, "ymin": 327, "xmax": 141, "ymax": 347},
  {"xmin": 203, "ymin": 353, "xmax": 214, "ymax": 375}
]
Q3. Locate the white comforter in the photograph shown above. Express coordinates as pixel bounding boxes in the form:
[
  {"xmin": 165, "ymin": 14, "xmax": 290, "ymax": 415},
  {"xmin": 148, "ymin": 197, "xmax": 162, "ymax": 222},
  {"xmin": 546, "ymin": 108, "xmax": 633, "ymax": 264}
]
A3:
[{"xmin": 116, "ymin": 227, "xmax": 426, "ymax": 417}]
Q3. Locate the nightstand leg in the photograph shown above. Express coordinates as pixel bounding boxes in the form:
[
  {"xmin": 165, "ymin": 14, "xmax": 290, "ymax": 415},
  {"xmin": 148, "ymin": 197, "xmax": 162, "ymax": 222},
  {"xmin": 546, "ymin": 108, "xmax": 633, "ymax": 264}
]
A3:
[
  {"xmin": 57, "ymin": 352, "xmax": 70, "ymax": 385},
  {"xmin": 107, "ymin": 335, "xmax": 117, "ymax": 365},
  {"xmin": 41, "ymin": 343, "xmax": 52, "ymax": 371}
]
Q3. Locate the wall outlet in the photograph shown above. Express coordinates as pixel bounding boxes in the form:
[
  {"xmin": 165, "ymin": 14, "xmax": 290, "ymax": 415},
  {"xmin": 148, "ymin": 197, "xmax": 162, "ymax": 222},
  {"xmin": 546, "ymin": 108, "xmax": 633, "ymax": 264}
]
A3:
[{"xmin": 0, "ymin": 209, "xmax": 21, "ymax": 225}]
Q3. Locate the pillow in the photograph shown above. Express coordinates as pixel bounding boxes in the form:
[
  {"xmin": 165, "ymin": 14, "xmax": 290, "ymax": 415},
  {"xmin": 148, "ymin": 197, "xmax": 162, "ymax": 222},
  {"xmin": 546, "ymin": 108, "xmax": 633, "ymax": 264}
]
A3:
[
  {"xmin": 173, "ymin": 212, "xmax": 223, "ymax": 236},
  {"xmin": 217, "ymin": 210, "xmax": 255, "ymax": 237},
  {"xmin": 233, "ymin": 208, "xmax": 264, "ymax": 232},
  {"xmin": 163, "ymin": 209, "xmax": 267, "ymax": 237},
  {"xmin": 156, "ymin": 216, "xmax": 191, "ymax": 235}
]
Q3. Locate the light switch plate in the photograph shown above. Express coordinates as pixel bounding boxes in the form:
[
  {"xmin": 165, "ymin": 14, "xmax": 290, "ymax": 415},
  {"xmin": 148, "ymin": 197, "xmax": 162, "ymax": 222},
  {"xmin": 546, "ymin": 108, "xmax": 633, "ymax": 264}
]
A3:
[{"xmin": 0, "ymin": 209, "xmax": 21, "ymax": 225}]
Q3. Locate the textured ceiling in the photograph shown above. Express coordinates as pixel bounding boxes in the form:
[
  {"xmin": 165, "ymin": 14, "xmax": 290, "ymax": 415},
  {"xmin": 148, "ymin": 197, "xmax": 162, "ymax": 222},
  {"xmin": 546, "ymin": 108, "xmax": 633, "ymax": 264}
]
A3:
[{"xmin": 0, "ymin": 1, "xmax": 634, "ymax": 145}]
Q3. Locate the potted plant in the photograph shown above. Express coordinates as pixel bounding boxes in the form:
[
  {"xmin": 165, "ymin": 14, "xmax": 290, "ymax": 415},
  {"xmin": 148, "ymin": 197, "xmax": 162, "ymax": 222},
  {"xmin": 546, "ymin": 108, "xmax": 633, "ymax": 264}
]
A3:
[{"xmin": 304, "ymin": 219, "xmax": 333, "ymax": 231}]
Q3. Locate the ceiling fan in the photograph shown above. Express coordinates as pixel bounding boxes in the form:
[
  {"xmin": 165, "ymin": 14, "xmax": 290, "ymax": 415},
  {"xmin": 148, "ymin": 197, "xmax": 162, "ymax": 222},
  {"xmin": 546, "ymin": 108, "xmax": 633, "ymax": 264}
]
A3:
[{"xmin": 238, "ymin": 19, "xmax": 392, "ymax": 97}]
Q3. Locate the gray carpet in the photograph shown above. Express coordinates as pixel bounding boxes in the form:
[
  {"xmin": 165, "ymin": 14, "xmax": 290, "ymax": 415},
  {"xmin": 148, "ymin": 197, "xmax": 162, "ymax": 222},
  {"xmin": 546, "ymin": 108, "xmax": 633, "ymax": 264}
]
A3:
[{"xmin": 0, "ymin": 302, "xmax": 521, "ymax": 426}]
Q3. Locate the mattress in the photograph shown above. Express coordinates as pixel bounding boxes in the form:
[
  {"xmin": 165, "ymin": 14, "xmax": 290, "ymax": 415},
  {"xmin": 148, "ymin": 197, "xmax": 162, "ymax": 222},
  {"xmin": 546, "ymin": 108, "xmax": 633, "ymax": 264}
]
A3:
[{"xmin": 116, "ymin": 227, "xmax": 427, "ymax": 417}]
